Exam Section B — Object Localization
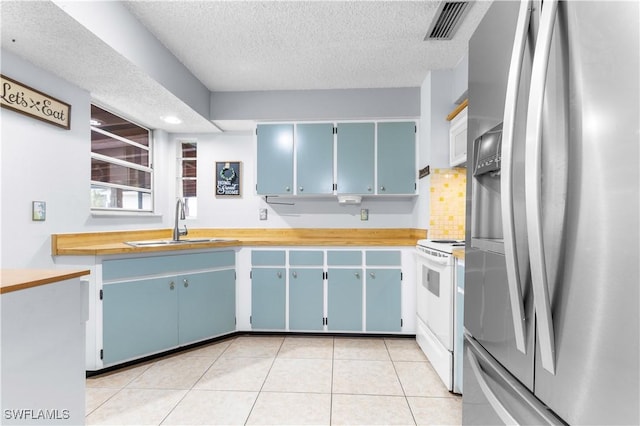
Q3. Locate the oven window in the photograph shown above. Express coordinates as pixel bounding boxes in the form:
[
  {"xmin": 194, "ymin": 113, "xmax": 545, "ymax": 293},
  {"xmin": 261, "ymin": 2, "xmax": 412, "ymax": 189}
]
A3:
[{"xmin": 423, "ymin": 265, "xmax": 440, "ymax": 297}]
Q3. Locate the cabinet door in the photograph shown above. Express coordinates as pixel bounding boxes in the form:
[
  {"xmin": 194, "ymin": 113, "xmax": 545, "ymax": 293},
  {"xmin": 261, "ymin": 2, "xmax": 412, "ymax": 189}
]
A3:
[
  {"xmin": 450, "ymin": 108, "xmax": 467, "ymax": 166},
  {"xmin": 377, "ymin": 122, "xmax": 416, "ymax": 194},
  {"xmin": 366, "ymin": 268, "xmax": 402, "ymax": 332},
  {"xmin": 289, "ymin": 268, "xmax": 324, "ymax": 331},
  {"xmin": 103, "ymin": 277, "xmax": 178, "ymax": 365},
  {"xmin": 296, "ymin": 123, "xmax": 334, "ymax": 195},
  {"xmin": 178, "ymin": 271, "xmax": 215, "ymax": 345},
  {"xmin": 257, "ymin": 124, "xmax": 294, "ymax": 195},
  {"xmin": 327, "ymin": 268, "xmax": 363, "ymax": 331},
  {"xmin": 178, "ymin": 269, "xmax": 235, "ymax": 344},
  {"xmin": 251, "ymin": 268, "xmax": 286, "ymax": 329},
  {"xmin": 336, "ymin": 123, "xmax": 375, "ymax": 194},
  {"xmin": 212, "ymin": 269, "xmax": 237, "ymax": 336}
]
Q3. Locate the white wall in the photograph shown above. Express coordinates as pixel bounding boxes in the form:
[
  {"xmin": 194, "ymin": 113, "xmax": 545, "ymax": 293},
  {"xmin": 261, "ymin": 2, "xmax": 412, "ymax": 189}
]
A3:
[
  {"xmin": 210, "ymin": 88, "xmax": 420, "ymax": 122},
  {"xmin": 1, "ymin": 50, "xmax": 92, "ymax": 268},
  {"xmin": 0, "ymin": 51, "xmax": 174, "ymax": 268},
  {"xmin": 414, "ymin": 69, "xmax": 458, "ymax": 231},
  {"xmin": 170, "ymin": 131, "xmax": 417, "ymax": 229},
  {"xmin": 451, "ymin": 53, "xmax": 469, "ymax": 104},
  {"xmin": 1, "ymin": 50, "xmax": 422, "ymax": 269}
]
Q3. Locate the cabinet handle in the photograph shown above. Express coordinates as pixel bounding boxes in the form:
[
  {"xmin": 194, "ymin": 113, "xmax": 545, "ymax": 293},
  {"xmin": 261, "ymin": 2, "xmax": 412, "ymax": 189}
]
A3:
[
  {"xmin": 169, "ymin": 281, "xmax": 175, "ymax": 290},
  {"xmin": 285, "ymin": 186, "xmax": 291, "ymax": 192},
  {"xmin": 380, "ymin": 186, "xmax": 386, "ymax": 191},
  {"xmin": 367, "ymin": 186, "xmax": 372, "ymax": 192},
  {"xmin": 183, "ymin": 279, "xmax": 189, "ymax": 288},
  {"xmin": 299, "ymin": 186, "xmax": 304, "ymax": 192},
  {"xmin": 370, "ymin": 272, "xmax": 376, "ymax": 279},
  {"xmin": 292, "ymin": 271, "xmax": 298, "ymax": 278},
  {"xmin": 355, "ymin": 272, "xmax": 360, "ymax": 279},
  {"xmin": 277, "ymin": 271, "xmax": 282, "ymax": 278}
]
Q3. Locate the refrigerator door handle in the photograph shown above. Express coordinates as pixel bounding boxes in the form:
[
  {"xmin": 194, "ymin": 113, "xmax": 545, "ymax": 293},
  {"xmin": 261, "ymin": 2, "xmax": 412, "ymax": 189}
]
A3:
[
  {"xmin": 466, "ymin": 345, "xmax": 519, "ymax": 425},
  {"xmin": 465, "ymin": 334, "xmax": 565, "ymax": 425},
  {"xmin": 500, "ymin": 0, "xmax": 532, "ymax": 355},
  {"xmin": 524, "ymin": 0, "xmax": 558, "ymax": 375}
]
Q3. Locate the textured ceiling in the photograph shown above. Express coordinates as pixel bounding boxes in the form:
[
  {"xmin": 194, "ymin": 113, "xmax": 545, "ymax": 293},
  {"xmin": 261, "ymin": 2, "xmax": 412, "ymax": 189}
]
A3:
[
  {"xmin": 124, "ymin": 1, "xmax": 488, "ymax": 91},
  {"xmin": 1, "ymin": 0, "xmax": 491, "ymax": 132}
]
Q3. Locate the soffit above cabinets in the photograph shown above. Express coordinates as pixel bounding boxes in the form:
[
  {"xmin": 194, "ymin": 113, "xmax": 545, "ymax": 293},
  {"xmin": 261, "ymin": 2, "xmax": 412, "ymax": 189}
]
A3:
[{"xmin": 1, "ymin": 1, "xmax": 490, "ymax": 133}]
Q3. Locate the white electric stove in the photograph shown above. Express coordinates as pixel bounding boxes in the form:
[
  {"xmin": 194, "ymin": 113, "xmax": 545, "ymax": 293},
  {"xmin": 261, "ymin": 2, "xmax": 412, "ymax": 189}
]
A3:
[{"xmin": 415, "ymin": 239, "xmax": 465, "ymax": 393}]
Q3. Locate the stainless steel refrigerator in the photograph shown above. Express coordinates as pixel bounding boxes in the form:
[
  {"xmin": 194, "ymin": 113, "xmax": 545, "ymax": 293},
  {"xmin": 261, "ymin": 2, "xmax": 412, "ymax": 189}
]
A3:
[{"xmin": 463, "ymin": 1, "xmax": 639, "ymax": 424}]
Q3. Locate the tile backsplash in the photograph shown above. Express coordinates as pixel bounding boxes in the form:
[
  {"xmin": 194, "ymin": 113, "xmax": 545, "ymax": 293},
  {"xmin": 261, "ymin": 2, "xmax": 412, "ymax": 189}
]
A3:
[{"xmin": 429, "ymin": 167, "xmax": 467, "ymax": 240}]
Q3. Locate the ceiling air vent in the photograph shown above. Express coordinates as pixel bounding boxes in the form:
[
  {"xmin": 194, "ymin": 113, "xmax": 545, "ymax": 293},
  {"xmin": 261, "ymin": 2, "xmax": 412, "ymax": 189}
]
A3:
[{"xmin": 424, "ymin": 1, "xmax": 472, "ymax": 41}]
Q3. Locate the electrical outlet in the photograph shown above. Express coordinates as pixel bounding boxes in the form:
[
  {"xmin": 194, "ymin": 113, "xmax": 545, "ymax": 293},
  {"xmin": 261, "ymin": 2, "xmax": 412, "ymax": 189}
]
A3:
[
  {"xmin": 259, "ymin": 208, "xmax": 268, "ymax": 220},
  {"xmin": 360, "ymin": 209, "xmax": 369, "ymax": 221}
]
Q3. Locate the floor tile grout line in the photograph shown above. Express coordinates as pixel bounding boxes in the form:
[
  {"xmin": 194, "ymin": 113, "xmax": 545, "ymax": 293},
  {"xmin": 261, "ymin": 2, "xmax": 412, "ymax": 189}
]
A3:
[
  {"xmin": 385, "ymin": 338, "xmax": 418, "ymax": 426},
  {"xmin": 243, "ymin": 336, "xmax": 285, "ymax": 425},
  {"xmin": 85, "ymin": 357, "xmax": 159, "ymax": 420},
  {"xmin": 156, "ymin": 336, "xmax": 237, "ymax": 426},
  {"xmin": 84, "ymin": 387, "xmax": 124, "ymax": 418},
  {"xmin": 329, "ymin": 336, "xmax": 335, "ymax": 426},
  {"xmin": 86, "ymin": 335, "xmax": 454, "ymax": 425}
]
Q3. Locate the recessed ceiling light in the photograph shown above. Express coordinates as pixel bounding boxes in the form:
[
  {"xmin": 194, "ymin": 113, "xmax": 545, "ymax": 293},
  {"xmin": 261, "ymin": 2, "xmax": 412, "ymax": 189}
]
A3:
[
  {"xmin": 90, "ymin": 118, "xmax": 103, "ymax": 126},
  {"xmin": 162, "ymin": 116, "xmax": 182, "ymax": 124}
]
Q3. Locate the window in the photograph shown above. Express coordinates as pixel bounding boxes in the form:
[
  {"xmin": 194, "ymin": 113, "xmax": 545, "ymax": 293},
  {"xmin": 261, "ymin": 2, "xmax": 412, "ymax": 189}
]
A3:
[
  {"xmin": 90, "ymin": 105, "xmax": 152, "ymax": 212},
  {"xmin": 179, "ymin": 141, "xmax": 197, "ymax": 217}
]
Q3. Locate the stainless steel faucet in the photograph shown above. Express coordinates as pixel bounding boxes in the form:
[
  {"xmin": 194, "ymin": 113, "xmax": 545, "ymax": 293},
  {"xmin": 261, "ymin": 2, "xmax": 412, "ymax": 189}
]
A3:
[{"xmin": 173, "ymin": 198, "xmax": 188, "ymax": 241}]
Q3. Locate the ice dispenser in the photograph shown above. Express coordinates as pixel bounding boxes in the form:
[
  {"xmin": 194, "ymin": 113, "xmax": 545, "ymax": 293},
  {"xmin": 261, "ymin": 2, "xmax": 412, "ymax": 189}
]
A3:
[{"xmin": 470, "ymin": 123, "xmax": 505, "ymax": 253}]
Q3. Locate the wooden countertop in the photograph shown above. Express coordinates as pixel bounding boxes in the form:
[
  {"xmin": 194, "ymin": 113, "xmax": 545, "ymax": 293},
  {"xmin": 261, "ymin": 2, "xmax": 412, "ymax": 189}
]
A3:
[
  {"xmin": 1, "ymin": 269, "xmax": 90, "ymax": 294},
  {"xmin": 52, "ymin": 228, "xmax": 428, "ymax": 256},
  {"xmin": 452, "ymin": 248, "xmax": 465, "ymax": 261}
]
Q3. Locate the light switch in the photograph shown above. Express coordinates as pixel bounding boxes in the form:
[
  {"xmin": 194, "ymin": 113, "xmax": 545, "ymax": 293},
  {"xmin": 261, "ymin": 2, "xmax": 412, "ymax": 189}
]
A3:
[{"xmin": 259, "ymin": 208, "xmax": 268, "ymax": 220}]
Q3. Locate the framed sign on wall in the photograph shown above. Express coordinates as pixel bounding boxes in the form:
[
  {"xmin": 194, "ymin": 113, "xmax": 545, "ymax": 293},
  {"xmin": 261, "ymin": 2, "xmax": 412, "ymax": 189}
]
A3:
[
  {"xmin": 215, "ymin": 161, "xmax": 241, "ymax": 197},
  {"xmin": 1, "ymin": 74, "xmax": 71, "ymax": 129}
]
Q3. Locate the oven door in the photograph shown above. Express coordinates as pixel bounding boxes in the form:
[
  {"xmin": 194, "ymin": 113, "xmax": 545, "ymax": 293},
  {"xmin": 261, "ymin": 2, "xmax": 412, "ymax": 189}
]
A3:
[{"xmin": 416, "ymin": 251, "xmax": 454, "ymax": 351}]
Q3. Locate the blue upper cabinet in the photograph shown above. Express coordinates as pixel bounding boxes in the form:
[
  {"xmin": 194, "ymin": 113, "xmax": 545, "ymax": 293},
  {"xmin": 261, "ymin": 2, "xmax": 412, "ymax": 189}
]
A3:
[
  {"xmin": 377, "ymin": 122, "xmax": 416, "ymax": 194},
  {"xmin": 257, "ymin": 124, "xmax": 294, "ymax": 195},
  {"xmin": 336, "ymin": 122, "xmax": 375, "ymax": 194},
  {"xmin": 296, "ymin": 123, "xmax": 334, "ymax": 195}
]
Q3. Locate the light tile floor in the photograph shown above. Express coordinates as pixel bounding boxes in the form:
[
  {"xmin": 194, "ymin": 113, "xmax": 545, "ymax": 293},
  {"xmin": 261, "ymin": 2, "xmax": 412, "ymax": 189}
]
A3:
[{"xmin": 86, "ymin": 335, "xmax": 462, "ymax": 425}]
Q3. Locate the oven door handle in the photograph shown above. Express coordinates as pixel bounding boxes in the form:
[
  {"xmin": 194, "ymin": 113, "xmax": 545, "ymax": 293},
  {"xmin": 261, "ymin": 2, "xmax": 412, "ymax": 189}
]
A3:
[{"xmin": 499, "ymin": 0, "xmax": 531, "ymax": 356}]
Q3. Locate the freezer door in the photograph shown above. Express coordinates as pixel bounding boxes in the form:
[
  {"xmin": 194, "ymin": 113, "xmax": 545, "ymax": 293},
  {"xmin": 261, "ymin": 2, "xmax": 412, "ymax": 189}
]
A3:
[
  {"xmin": 531, "ymin": 2, "xmax": 639, "ymax": 424},
  {"xmin": 462, "ymin": 334, "xmax": 564, "ymax": 425},
  {"xmin": 464, "ymin": 249, "xmax": 535, "ymax": 389}
]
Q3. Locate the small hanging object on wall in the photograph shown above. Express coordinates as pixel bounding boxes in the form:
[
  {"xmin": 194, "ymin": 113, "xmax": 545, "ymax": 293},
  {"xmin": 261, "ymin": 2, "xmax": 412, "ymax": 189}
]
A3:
[
  {"xmin": 1, "ymin": 74, "xmax": 71, "ymax": 129},
  {"xmin": 419, "ymin": 165, "xmax": 431, "ymax": 179},
  {"xmin": 215, "ymin": 161, "xmax": 241, "ymax": 197}
]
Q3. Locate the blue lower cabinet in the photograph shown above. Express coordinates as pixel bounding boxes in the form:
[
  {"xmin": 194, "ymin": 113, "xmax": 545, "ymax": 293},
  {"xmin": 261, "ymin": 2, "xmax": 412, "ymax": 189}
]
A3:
[
  {"xmin": 251, "ymin": 268, "xmax": 286, "ymax": 329},
  {"xmin": 103, "ymin": 257, "xmax": 236, "ymax": 366},
  {"xmin": 178, "ymin": 269, "xmax": 235, "ymax": 344},
  {"xmin": 289, "ymin": 268, "xmax": 324, "ymax": 331},
  {"xmin": 103, "ymin": 277, "xmax": 178, "ymax": 365},
  {"xmin": 365, "ymin": 268, "xmax": 402, "ymax": 332},
  {"xmin": 211, "ymin": 269, "xmax": 237, "ymax": 336},
  {"xmin": 327, "ymin": 268, "xmax": 363, "ymax": 331}
]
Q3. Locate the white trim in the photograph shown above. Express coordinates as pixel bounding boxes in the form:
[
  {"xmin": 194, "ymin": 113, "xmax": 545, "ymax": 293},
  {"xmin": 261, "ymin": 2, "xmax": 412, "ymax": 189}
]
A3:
[
  {"xmin": 90, "ymin": 180, "xmax": 152, "ymax": 194},
  {"xmin": 91, "ymin": 152, "xmax": 153, "ymax": 174},
  {"xmin": 91, "ymin": 126, "xmax": 150, "ymax": 152}
]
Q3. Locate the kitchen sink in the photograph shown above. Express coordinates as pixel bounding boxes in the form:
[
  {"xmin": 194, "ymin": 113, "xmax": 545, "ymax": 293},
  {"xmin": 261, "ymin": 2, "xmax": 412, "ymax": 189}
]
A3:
[{"xmin": 125, "ymin": 238, "xmax": 234, "ymax": 247}]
